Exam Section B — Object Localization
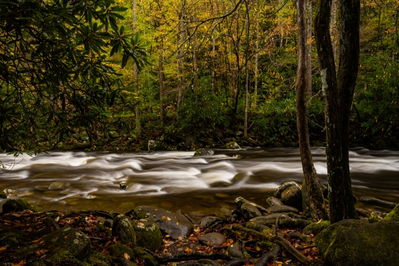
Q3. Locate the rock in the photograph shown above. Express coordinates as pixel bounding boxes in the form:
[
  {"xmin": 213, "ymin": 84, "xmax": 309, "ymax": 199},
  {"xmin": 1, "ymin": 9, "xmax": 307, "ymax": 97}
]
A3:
[
  {"xmin": 316, "ymin": 219, "xmax": 399, "ymax": 266},
  {"xmin": 108, "ymin": 243, "xmax": 134, "ymax": 259},
  {"xmin": 35, "ymin": 185, "xmax": 49, "ymax": 191},
  {"xmin": 274, "ymin": 181, "xmax": 301, "ymax": 199},
  {"xmin": 268, "ymin": 205, "xmax": 299, "ymax": 213},
  {"xmin": 2, "ymin": 199, "xmax": 42, "ymax": 213},
  {"xmin": 225, "ymin": 141, "xmax": 241, "ymax": 149},
  {"xmin": 40, "ymin": 227, "xmax": 91, "ymax": 260},
  {"xmin": 359, "ymin": 196, "xmax": 397, "ymax": 209},
  {"xmin": 0, "ymin": 231, "xmax": 24, "ymax": 247},
  {"xmin": 303, "ymin": 221, "xmax": 330, "ymax": 236},
  {"xmin": 135, "ymin": 206, "xmax": 193, "ymax": 240},
  {"xmin": 132, "ymin": 219, "xmax": 162, "ymax": 251},
  {"xmin": 2, "ymin": 188, "xmax": 19, "ymax": 198},
  {"xmin": 241, "ymin": 202, "xmax": 262, "ymax": 220},
  {"xmin": 356, "ymin": 208, "xmax": 370, "ymax": 218},
  {"xmin": 234, "ymin": 196, "xmax": 268, "ymax": 214},
  {"xmin": 0, "ymin": 191, "xmax": 6, "ymax": 198},
  {"xmin": 48, "ymin": 181, "xmax": 66, "ymax": 191},
  {"xmin": 112, "ymin": 214, "xmax": 137, "ymax": 245},
  {"xmin": 194, "ymin": 148, "xmax": 214, "ymax": 156},
  {"xmin": 199, "ymin": 216, "xmax": 224, "ymax": 229},
  {"xmin": 198, "ymin": 232, "xmax": 226, "ymax": 246},
  {"xmin": 120, "ymin": 182, "xmax": 128, "ymax": 190},
  {"xmin": 280, "ymin": 185, "xmax": 302, "ymax": 210},
  {"xmin": 227, "ymin": 243, "xmax": 243, "ymax": 258},
  {"xmin": 265, "ymin": 196, "xmax": 283, "ymax": 208},
  {"xmin": 383, "ymin": 203, "xmax": 399, "ymax": 222},
  {"xmin": 133, "ymin": 247, "xmax": 159, "ymax": 266}
]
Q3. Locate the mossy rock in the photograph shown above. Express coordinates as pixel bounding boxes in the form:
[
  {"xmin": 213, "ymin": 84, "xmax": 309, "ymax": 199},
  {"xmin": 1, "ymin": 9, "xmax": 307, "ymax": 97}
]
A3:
[
  {"xmin": 133, "ymin": 219, "xmax": 162, "ymax": 251},
  {"xmin": 112, "ymin": 214, "xmax": 137, "ymax": 245},
  {"xmin": 315, "ymin": 219, "xmax": 399, "ymax": 266},
  {"xmin": 382, "ymin": 203, "xmax": 399, "ymax": 222},
  {"xmin": 2, "ymin": 199, "xmax": 42, "ymax": 214},
  {"xmin": 0, "ymin": 231, "xmax": 24, "ymax": 247},
  {"xmin": 108, "ymin": 243, "xmax": 134, "ymax": 258},
  {"xmin": 84, "ymin": 250, "xmax": 113, "ymax": 266},
  {"xmin": 40, "ymin": 227, "xmax": 91, "ymax": 261},
  {"xmin": 0, "ymin": 191, "xmax": 6, "ymax": 198},
  {"xmin": 303, "ymin": 220, "xmax": 330, "ymax": 236},
  {"xmin": 133, "ymin": 247, "xmax": 159, "ymax": 266}
]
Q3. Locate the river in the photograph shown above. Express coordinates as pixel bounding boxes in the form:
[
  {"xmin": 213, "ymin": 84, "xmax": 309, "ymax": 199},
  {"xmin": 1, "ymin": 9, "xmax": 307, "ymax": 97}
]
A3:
[{"xmin": 1, "ymin": 147, "xmax": 398, "ymax": 218}]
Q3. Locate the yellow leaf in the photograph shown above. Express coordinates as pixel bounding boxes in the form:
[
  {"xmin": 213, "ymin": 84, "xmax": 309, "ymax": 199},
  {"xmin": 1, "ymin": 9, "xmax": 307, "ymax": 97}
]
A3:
[
  {"xmin": 124, "ymin": 253, "xmax": 130, "ymax": 260},
  {"xmin": 0, "ymin": 246, "xmax": 8, "ymax": 252}
]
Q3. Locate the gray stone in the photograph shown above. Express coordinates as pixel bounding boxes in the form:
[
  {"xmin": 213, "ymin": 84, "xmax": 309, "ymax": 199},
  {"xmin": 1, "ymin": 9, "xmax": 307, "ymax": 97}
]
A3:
[
  {"xmin": 268, "ymin": 205, "xmax": 299, "ymax": 213},
  {"xmin": 359, "ymin": 196, "xmax": 397, "ymax": 210},
  {"xmin": 48, "ymin": 181, "xmax": 66, "ymax": 191},
  {"xmin": 265, "ymin": 196, "xmax": 283, "ymax": 208},
  {"xmin": 135, "ymin": 205, "xmax": 193, "ymax": 240},
  {"xmin": 194, "ymin": 148, "xmax": 214, "ymax": 156},
  {"xmin": 225, "ymin": 141, "xmax": 241, "ymax": 149},
  {"xmin": 133, "ymin": 219, "xmax": 162, "ymax": 251},
  {"xmin": 316, "ymin": 219, "xmax": 399, "ymax": 266},
  {"xmin": 198, "ymin": 232, "xmax": 226, "ymax": 246},
  {"xmin": 241, "ymin": 202, "xmax": 262, "ymax": 220},
  {"xmin": 274, "ymin": 181, "xmax": 301, "ymax": 199},
  {"xmin": 280, "ymin": 185, "xmax": 302, "ymax": 209},
  {"xmin": 227, "ymin": 243, "xmax": 243, "ymax": 258},
  {"xmin": 112, "ymin": 214, "xmax": 137, "ymax": 244}
]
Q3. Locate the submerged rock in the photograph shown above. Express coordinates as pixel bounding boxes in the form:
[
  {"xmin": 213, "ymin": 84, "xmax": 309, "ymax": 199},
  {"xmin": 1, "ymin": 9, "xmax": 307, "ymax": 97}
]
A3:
[
  {"xmin": 48, "ymin": 181, "xmax": 66, "ymax": 191},
  {"xmin": 359, "ymin": 196, "xmax": 397, "ymax": 210},
  {"xmin": 316, "ymin": 219, "xmax": 399, "ymax": 266}
]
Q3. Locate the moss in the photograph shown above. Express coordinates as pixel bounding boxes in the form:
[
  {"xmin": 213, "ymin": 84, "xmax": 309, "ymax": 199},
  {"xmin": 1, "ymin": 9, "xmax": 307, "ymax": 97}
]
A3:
[
  {"xmin": 0, "ymin": 191, "xmax": 6, "ymax": 198},
  {"xmin": 2, "ymin": 199, "xmax": 42, "ymax": 213},
  {"xmin": 368, "ymin": 215, "xmax": 380, "ymax": 223},
  {"xmin": 316, "ymin": 219, "xmax": 399, "ymax": 266},
  {"xmin": 133, "ymin": 219, "xmax": 162, "ymax": 251},
  {"xmin": 108, "ymin": 243, "xmax": 134, "ymax": 259},
  {"xmin": 257, "ymin": 240, "xmax": 276, "ymax": 250},
  {"xmin": 133, "ymin": 247, "xmax": 159, "ymax": 266},
  {"xmin": 303, "ymin": 220, "xmax": 330, "ymax": 236},
  {"xmin": 382, "ymin": 204, "xmax": 399, "ymax": 222},
  {"xmin": 84, "ymin": 250, "xmax": 113, "ymax": 266}
]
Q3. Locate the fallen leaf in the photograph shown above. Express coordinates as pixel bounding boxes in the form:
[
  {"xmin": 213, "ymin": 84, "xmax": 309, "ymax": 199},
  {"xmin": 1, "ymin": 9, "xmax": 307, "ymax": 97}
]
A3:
[
  {"xmin": 35, "ymin": 249, "xmax": 48, "ymax": 256},
  {"xmin": 124, "ymin": 253, "xmax": 130, "ymax": 260},
  {"xmin": 185, "ymin": 247, "xmax": 193, "ymax": 253},
  {"xmin": 0, "ymin": 246, "xmax": 8, "ymax": 252}
]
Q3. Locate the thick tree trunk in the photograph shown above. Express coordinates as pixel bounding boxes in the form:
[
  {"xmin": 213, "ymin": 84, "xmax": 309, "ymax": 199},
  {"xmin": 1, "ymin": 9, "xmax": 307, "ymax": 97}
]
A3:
[
  {"xmin": 244, "ymin": 0, "xmax": 250, "ymax": 138},
  {"xmin": 178, "ymin": 1, "xmax": 185, "ymax": 108},
  {"xmin": 296, "ymin": 0, "xmax": 329, "ymax": 222},
  {"xmin": 254, "ymin": 0, "xmax": 259, "ymax": 108},
  {"xmin": 305, "ymin": 0, "xmax": 312, "ymax": 98},
  {"xmin": 314, "ymin": 0, "xmax": 359, "ymax": 223},
  {"xmin": 159, "ymin": 41, "xmax": 164, "ymax": 127}
]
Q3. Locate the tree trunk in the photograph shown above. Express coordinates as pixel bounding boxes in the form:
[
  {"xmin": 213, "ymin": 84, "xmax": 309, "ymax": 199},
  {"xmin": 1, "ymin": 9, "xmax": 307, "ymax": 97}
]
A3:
[
  {"xmin": 393, "ymin": 8, "xmax": 398, "ymax": 62},
  {"xmin": 296, "ymin": 0, "xmax": 329, "ymax": 222},
  {"xmin": 331, "ymin": 0, "xmax": 337, "ymax": 62},
  {"xmin": 305, "ymin": 0, "xmax": 312, "ymax": 98},
  {"xmin": 314, "ymin": 0, "xmax": 360, "ymax": 223},
  {"xmin": 244, "ymin": 0, "xmax": 250, "ymax": 138},
  {"xmin": 133, "ymin": 0, "xmax": 141, "ymax": 136},
  {"xmin": 254, "ymin": 0, "xmax": 259, "ymax": 109},
  {"xmin": 178, "ymin": 1, "xmax": 185, "ymax": 108},
  {"xmin": 159, "ymin": 40, "xmax": 164, "ymax": 127}
]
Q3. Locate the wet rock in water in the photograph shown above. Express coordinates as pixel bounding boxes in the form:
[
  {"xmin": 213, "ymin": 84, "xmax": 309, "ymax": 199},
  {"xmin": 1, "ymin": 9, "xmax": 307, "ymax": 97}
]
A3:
[
  {"xmin": 280, "ymin": 185, "xmax": 302, "ymax": 210},
  {"xmin": 2, "ymin": 188, "xmax": 19, "ymax": 198},
  {"xmin": 48, "ymin": 181, "xmax": 66, "ymax": 191},
  {"xmin": 132, "ymin": 219, "xmax": 162, "ymax": 251},
  {"xmin": 268, "ymin": 205, "xmax": 299, "ymax": 213},
  {"xmin": 135, "ymin": 205, "xmax": 193, "ymax": 240},
  {"xmin": 119, "ymin": 182, "xmax": 128, "ymax": 190},
  {"xmin": 225, "ymin": 141, "xmax": 241, "ymax": 149},
  {"xmin": 0, "ymin": 191, "xmax": 6, "ymax": 199},
  {"xmin": 199, "ymin": 232, "xmax": 226, "ymax": 246},
  {"xmin": 265, "ymin": 196, "xmax": 283, "ymax": 208},
  {"xmin": 112, "ymin": 214, "xmax": 137, "ymax": 245},
  {"xmin": 40, "ymin": 227, "xmax": 91, "ymax": 260},
  {"xmin": 227, "ymin": 243, "xmax": 243, "ymax": 258},
  {"xmin": 359, "ymin": 196, "xmax": 397, "ymax": 210},
  {"xmin": 194, "ymin": 148, "xmax": 214, "ymax": 156},
  {"xmin": 35, "ymin": 185, "xmax": 49, "ymax": 191},
  {"xmin": 383, "ymin": 203, "xmax": 399, "ymax": 222},
  {"xmin": 274, "ymin": 181, "xmax": 301, "ymax": 199},
  {"xmin": 2, "ymin": 199, "xmax": 42, "ymax": 214},
  {"xmin": 316, "ymin": 219, "xmax": 399, "ymax": 266},
  {"xmin": 241, "ymin": 202, "xmax": 262, "ymax": 220}
]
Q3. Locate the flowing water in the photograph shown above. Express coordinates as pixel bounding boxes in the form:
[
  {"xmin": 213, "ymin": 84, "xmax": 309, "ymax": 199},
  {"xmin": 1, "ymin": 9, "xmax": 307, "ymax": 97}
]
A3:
[{"xmin": 1, "ymin": 147, "xmax": 398, "ymax": 218}]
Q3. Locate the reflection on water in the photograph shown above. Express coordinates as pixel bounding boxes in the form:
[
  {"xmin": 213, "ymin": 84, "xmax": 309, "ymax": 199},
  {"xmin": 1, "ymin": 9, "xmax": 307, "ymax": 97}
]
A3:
[{"xmin": 1, "ymin": 147, "xmax": 398, "ymax": 217}]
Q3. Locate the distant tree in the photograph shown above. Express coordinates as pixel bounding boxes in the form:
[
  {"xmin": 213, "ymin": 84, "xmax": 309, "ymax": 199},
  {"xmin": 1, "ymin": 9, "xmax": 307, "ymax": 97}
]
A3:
[
  {"xmin": 0, "ymin": 0, "xmax": 147, "ymax": 151},
  {"xmin": 314, "ymin": 0, "xmax": 360, "ymax": 223}
]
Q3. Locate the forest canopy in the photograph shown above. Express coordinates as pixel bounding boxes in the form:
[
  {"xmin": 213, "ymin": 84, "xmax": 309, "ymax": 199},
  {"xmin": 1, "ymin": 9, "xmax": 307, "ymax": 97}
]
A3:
[{"xmin": 0, "ymin": 0, "xmax": 398, "ymax": 152}]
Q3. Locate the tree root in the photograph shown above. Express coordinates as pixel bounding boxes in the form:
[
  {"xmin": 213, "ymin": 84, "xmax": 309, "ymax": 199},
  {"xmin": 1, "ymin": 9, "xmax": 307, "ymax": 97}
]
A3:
[
  {"xmin": 231, "ymin": 224, "xmax": 311, "ymax": 265},
  {"xmin": 146, "ymin": 250, "xmax": 234, "ymax": 263}
]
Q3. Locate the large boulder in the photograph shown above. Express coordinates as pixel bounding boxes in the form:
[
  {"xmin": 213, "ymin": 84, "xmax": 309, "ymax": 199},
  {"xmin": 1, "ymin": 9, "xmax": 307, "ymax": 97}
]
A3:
[
  {"xmin": 316, "ymin": 219, "xmax": 399, "ymax": 266},
  {"xmin": 280, "ymin": 185, "xmax": 302, "ymax": 210},
  {"xmin": 135, "ymin": 206, "xmax": 193, "ymax": 240},
  {"xmin": 274, "ymin": 181, "xmax": 301, "ymax": 199},
  {"xmin": 2, "ymin": 199, "xmax": 42, "ymax": 214}
]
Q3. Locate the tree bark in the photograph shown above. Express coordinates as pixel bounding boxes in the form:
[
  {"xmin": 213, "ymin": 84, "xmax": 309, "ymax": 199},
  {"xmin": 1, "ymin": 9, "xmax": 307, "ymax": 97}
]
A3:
[
  {"xmin": 178, "ymin": 0, "xmax": 185, "ymax": 108},
  {"xmin": 305, "ymin": 0, "xmax": 312, "ymax": 98},
  {"xmin": 254, "ymin": 0, "xmax": 259, "ymax": 109},
  {"xmin": 314, "ymin": 0, "xmax": 360, "ymax": 223},
  {"xmin": 159, "ymin": 40, "xmax": 164, "ymax": 127},
  {"xmin": 133, "ymin": 0, "xmax": 141, "ymax": 136},
  {"xmin": 244, "ymin": 0, "xmax": 250, "ymax": 138},
  {"xmin": 296, "ymin": 0, "xmax": 329, "ymax": 222}
]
